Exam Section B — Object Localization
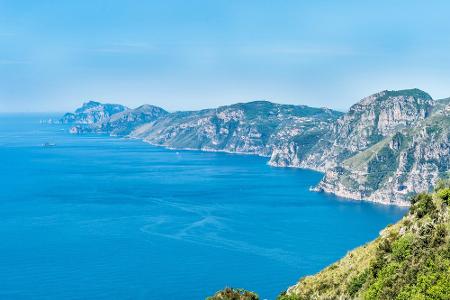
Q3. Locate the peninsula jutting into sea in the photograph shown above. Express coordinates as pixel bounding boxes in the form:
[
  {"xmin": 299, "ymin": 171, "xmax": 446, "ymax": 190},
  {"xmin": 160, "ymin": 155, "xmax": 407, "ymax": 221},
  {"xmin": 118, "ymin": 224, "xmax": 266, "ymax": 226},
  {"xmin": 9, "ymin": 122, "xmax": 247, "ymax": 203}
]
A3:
[
  {"xmin": 61, "ymin": 88, "xmax": 450, "ymax": 207},
  {"xmin": 2, "ymin": 1, "xmax": 450, "ymax": 299},
  {"xmin": 56, "ymin": 87, "xmax": 450, "ymax": 299}
]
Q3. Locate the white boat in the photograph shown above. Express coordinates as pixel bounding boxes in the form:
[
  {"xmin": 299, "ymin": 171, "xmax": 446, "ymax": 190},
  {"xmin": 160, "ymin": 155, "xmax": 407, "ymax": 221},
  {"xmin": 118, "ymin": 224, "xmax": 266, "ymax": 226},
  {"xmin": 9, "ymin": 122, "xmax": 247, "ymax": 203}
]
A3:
[{"xmin": 42, "ymin": 142, "xmax": 56, "ymax": 147}]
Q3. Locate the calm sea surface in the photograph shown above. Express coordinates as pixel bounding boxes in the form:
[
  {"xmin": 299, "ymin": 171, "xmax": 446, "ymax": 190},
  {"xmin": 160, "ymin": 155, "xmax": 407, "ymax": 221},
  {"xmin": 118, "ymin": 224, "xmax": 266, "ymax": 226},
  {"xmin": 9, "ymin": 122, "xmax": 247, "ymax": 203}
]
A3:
[{"xmin": 0, "ymin": 114, "xmax": 407, "ymax": 299}]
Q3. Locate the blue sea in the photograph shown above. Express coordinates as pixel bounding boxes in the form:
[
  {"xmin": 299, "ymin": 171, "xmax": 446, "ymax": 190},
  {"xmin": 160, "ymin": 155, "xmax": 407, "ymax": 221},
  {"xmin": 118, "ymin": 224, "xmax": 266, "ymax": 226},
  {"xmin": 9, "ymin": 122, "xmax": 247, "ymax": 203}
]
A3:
[{"xmin": 0, "ymin": 114, "xmax": 407, "ymax": 300}]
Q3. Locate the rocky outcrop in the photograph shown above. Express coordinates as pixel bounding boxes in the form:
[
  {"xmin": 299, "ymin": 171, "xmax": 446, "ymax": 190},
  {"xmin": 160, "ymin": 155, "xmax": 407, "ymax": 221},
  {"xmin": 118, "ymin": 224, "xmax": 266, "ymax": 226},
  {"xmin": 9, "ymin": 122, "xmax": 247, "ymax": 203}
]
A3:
[
  {"xmin": 94, "ymin": 104, "xmax": 168, "ymax": 135},
  {"xmin": 269, "ymin": 89, "xmax": 435, "ymax": 171},
  {"xmin": 130, "ymin": 101, "xmax": 342, "ymax": 156},
  {"xmin": 61, "ymin": 89, "xmax": 450, "ymax": 206},
  {"xmin": 61, "ymin": 101, "xmax": 127, "ymax": 125},
  {"xmin": 268, "ymin": 89, "xmax": 449, "ymax": 205},
  {"xmin": 61, "ymin": 102, "xmax": 167, "ymax": 135},
  {"xmin": 317, "ymin": 104, "xmax": 450, "ymax": 205}
]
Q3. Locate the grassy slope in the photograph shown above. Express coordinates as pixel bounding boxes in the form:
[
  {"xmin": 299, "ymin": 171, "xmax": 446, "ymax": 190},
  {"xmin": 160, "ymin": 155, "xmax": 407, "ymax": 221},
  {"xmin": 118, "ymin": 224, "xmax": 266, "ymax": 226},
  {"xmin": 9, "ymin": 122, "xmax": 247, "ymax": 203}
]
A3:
[
  {"xmin": 342, "ymin": 137, "xmax": 392, "ymax": 171},
  {"xmin": 207, "ymin": 183, "xmax": 450, "ymax": 300},
  {"xmin": 207, "ymin": 288, "xmax": 259, "ymax": 300},
  {"xmin": 279, "ymin": 182, "xmax": 450, "ymax": 300}
]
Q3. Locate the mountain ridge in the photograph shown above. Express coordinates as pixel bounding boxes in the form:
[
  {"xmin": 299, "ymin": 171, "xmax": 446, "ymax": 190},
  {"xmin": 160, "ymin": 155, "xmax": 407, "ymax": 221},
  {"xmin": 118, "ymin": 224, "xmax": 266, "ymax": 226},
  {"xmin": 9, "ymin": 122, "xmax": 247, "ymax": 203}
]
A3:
[
  {"xmin": 60, "ymin": 88, "xmax": 450, "ymax": 206},
  {"xmin": 131, "ymin": 100, "xmax": 342, "ymax": 157}
]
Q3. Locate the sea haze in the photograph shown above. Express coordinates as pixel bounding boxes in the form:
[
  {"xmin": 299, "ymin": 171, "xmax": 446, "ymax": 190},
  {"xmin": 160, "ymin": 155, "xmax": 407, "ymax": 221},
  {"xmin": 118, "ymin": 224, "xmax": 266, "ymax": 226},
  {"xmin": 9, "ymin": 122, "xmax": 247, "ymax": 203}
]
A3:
[{"xmin": 0, "ymin": 114, "xmax": 407, "ymax": 299}]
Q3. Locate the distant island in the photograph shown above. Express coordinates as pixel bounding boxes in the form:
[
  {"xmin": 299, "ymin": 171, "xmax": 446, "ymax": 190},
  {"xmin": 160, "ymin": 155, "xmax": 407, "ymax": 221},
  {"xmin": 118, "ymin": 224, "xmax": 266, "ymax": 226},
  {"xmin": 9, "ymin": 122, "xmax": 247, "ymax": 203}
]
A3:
[{"xmin": 60, "ymin": 88, "xmax": 450, "ymax": 207}]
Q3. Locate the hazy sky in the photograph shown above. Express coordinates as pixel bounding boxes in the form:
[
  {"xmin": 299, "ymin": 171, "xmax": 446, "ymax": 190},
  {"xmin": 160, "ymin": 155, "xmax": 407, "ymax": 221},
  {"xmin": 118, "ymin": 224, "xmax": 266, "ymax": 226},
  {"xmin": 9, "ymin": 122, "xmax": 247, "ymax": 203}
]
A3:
[{"xmin": 1, "ymin": 0, "xmax": 450, "ymax": 113}]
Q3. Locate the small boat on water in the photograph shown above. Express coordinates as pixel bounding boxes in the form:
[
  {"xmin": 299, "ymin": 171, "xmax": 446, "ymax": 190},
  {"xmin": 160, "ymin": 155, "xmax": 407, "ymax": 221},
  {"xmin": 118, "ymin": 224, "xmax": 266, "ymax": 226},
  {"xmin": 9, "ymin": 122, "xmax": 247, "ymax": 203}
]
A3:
[{"xmin": 42, "ymin": 142, "xmax": 56, "ymax": 147}]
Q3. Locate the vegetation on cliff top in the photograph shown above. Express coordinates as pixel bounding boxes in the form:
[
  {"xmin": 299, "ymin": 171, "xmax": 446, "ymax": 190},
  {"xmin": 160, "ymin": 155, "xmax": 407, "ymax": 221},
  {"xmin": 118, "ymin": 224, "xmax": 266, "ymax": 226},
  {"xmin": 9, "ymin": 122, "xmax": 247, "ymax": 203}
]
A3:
[
  {"xmin": 206, "ymin": 287, "xmax": 259, "ymax": 300},
  {"xmin": 207, "ymin": 181, "xmax": 450, "ymax": 300},
  {"xmin": 279, "ymin": 180, "xmax": 450, "ymax": 300}
]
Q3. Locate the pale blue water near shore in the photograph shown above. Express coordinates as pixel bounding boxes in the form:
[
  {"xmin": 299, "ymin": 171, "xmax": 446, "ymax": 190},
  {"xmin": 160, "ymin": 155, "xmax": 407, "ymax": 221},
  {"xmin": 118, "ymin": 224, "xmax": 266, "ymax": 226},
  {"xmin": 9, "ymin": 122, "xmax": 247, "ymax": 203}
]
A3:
[{"xmin": 0, "ymin": 114, "xmax": 407, "ymax": 300}]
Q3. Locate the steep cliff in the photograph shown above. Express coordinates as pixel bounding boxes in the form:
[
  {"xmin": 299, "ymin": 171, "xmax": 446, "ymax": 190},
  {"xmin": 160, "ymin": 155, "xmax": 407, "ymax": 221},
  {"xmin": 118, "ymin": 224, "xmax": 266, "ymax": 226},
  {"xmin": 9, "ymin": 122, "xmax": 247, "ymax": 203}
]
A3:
[
  {"xmin": 316, "ymin": 101, "xmax": 450, "ymax": 205},
  {"xmin": 92, "ymin": 104, "xmax": 168, "ymax": 135},
  {"xmin": 268, "ymin": 89, "xmax": 449, "ymax": 205},
  {"xmin": 61, "ymin": 89, "xmax": 450, "ymax": 206},
  {"xmin": 130, "ymin": 101, "xmax": 342, "ymax": 156},
  {"xmin": 279, "ymin": 183, "xmax": 450, "ymax": 300},
  {"xmin": 269, "ymin": 89, "xmax": 435, "ymax": 172},
  {"xmin": 62, "ymin": 102, "xmax": 167, "ymax": 135},
  {"xmin": 61, "ymin": 101, "xmax": 127, "ymax": 125}
]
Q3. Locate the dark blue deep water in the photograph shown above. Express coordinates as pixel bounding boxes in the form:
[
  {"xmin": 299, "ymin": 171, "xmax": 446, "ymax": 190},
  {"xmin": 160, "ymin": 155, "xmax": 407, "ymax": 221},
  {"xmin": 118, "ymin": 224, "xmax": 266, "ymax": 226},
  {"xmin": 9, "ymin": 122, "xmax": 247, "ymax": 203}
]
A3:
[{"xmin": 0, "ymin": 114, "xmax": 407, "ymax": 300}]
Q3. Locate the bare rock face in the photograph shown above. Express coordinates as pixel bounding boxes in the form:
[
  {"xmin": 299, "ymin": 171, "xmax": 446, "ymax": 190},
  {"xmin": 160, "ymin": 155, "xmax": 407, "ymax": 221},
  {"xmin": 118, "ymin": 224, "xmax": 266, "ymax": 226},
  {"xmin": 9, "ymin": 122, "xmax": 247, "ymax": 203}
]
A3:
[
  {"xmin": 268, "ymin": 89, "xmax": 446, "ymax": 205},
  {"xmin": 316, "ymin": 103, "xmax": 449, "ymax": 205},
  {"xmin": 130, "ymin": 101, "xmax": 342, "ymax": 157},
  {"xmin": 269, "ymin": 89, "xmax": 435, "ymax": 172},
  {"xmin": 61, "ymin": 101, "xmax": 127, "ymax": 125},
  {"xmin": 97, "ymin": 105, "xmax": 168, "ymax": 136},
  {"xmin": 61, "ymin": 101, "xmax": 167, "ymax": 135},
  {"xmin": 269, "ymin": 142, "xmax": 301, "ymax": 167},
  {"xmin": 61, "ymin": 90, "xmax": 450, "ymax": 206},
  {"xmin": 333, "ymin": 89, "xmax": 433, "ymax": 149}
]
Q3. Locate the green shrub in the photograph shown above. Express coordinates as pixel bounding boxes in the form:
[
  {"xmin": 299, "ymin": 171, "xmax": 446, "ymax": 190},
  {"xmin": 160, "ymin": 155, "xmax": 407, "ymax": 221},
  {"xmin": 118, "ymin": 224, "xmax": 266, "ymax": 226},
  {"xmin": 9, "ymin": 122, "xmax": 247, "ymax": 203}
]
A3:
[
  {"xmin": 432, "ymin": 224, "xmax": 447, "ymax": 246},
  {"xmin": 277, "ymin": 292, "xmax": 302, "ymax": 300},
  {"xmin": 437, "ymin": 188, "xmax": 450, "ymax": 205},
  {"xmin": 410, "ymin": 193, "xmax": 435, "ymax": 218},
  {"xmin": 206, "ymin": 287, "xmax": 259, "ymax": 300},
  {"xmin": 377, "ymin": 238, "xmax": 392, "ymax": 254},
  {"xmin": 392, "ymin": 234, "xmax": 414, "ymax": 261},
  {"xmin": 347, "ymin": 270, "xmax": 369, "ymax": 296},
  {"xmin": 221, "ymin": 187, "xmax": 450, "ymax": 300},
  {"xmin": 435, "ymin": 179, "xmax": 450, "ymax": 191}
]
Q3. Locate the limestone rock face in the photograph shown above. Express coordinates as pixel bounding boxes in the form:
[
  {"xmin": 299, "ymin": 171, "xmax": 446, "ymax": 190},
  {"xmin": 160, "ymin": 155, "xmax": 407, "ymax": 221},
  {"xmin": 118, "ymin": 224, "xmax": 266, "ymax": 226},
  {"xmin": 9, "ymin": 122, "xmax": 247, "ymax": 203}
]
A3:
[
  {"xmin": 130, "ymin": 101, "xmax": 342, "ymax": 156},
  {"xmin": 331, "ymin": 89, "xmax": 433, "ymax": 152},
  {"xmin": 61, "ymin": 101, "xmax": 127, "ymax": 125},
  {"xmin": 61, "ymin": 102, "xmax": 167, "ymax": 135},
  {"xmin": 61, "ymin": 90, "xmax": 450, "ymax": 206},
  {"xmin": 96, "ymin": 104, "xmax": 168, "ymax": 135},
  {"xmin": 268, "ymin": 89, "xmax": 449, "ymax": 205},
  {"xmin": 269, "ymin": 89, "xmax": 435, "ymax": 171},
  {"xmin": 316, "ymin": 98, "xmax": 449, "ymax": 205}
]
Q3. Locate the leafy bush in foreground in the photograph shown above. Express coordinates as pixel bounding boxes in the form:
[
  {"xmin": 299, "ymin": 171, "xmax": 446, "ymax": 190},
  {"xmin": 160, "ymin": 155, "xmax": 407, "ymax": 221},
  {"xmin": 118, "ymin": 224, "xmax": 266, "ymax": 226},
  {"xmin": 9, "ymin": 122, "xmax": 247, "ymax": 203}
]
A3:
[
  {"xmin": 278, "ymin": 182, "xmax": 450, "ymax": 300},
  {"xmin": 207, "ymin": 182, "xmax": 450, "ymax": 300},
  {"xmin": 206, "ymin": 287, "xmax": 259, "ymax": 300}
]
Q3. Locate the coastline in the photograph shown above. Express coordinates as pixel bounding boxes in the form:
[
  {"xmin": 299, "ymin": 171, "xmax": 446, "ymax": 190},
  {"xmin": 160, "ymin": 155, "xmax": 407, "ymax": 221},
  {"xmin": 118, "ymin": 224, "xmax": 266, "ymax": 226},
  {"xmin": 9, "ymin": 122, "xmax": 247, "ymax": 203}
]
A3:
[{"xmin": 125, "ymin": 132, "xmax": 410, "ymax": 207}]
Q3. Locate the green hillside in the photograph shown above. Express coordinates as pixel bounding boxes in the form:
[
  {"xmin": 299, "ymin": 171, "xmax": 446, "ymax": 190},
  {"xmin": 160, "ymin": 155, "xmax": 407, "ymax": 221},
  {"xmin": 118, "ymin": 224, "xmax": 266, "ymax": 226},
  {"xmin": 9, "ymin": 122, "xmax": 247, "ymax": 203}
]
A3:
[
  {"xmin": 207, "ymin": 181, "xmax": 450, "ymax": 300},
  {"xmin": 280, "ymin": 181, "xmax": 450, "ymax": 300}
]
